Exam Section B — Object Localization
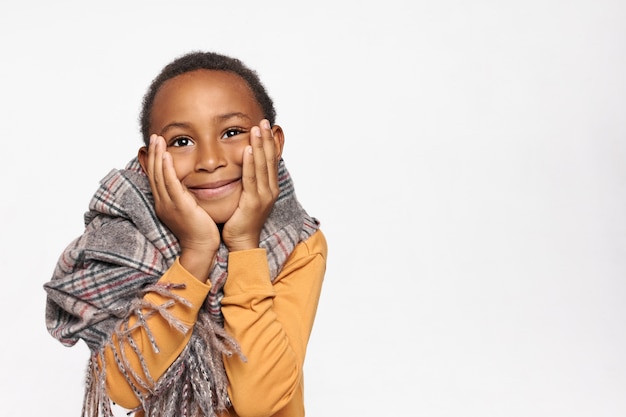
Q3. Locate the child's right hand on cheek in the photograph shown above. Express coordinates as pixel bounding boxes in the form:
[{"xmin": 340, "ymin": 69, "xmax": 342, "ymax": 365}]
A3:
[{"xmin": 144, "ymin": 134, "xmax": 220, "ymax": 282}]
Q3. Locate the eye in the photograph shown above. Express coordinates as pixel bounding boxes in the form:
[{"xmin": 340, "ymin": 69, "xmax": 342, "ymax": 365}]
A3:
[
  {"xmin": 170, "ymin": 136, "xmax": 194, "ymax": 147},
  {"xmin": 221, "ymin": 128, "xmax": 245, "ymax": 139}
]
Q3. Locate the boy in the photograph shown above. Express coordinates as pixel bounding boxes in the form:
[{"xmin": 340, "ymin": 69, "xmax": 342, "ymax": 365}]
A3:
[{"xmin": 44, "ymin": 51, "xmax": 327, "ymax": 417}]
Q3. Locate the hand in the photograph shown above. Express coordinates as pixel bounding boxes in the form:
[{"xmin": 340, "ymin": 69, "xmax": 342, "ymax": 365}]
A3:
[
  {"xmin": 143, "ymin": 135, "xmax": 220, "ymax": 280},
  {"xmin": 222, "ymin": 120, "xmax": 281, "ymax": 251}
]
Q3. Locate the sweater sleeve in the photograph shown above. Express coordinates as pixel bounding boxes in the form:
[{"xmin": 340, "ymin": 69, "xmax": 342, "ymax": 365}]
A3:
[
  {"xmin": 102, "ymin": 258, "xmax": 212, "ymax": 409},
  {"xmin": 221, "ymin": 230, "xmax": 327, "ymax": 417}
]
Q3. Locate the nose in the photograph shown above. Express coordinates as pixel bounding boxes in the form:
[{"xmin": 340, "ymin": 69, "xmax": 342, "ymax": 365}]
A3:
[{"xmin": 195, "ymin": 139, "xmax": 226, "ymax": 172}]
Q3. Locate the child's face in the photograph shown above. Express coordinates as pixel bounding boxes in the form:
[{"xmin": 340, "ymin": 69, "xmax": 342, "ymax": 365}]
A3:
[{"xmin": 143, "ymin": 69, "xmax": 273, "ymax": 224}]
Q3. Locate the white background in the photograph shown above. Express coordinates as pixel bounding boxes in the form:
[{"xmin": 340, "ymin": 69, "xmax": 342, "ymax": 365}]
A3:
[{"xmin": 1, "ymin": 1, "xmax": 625, "ymax": 416}]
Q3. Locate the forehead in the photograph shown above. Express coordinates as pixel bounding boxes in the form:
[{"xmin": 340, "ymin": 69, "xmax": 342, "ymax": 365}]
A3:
[{"xmin": 153, "ymin": 69, "xmax": 260, "ymax": 113}]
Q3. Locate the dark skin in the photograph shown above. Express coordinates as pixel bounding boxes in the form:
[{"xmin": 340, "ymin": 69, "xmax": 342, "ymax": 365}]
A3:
[{"xmin": 138, "ymin": 70, "xmax": 284, "ymax": 282}]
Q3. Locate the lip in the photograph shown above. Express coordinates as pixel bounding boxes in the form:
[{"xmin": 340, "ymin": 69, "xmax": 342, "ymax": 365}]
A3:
[{"xmin": 187, "ymin": 178, "xmax": 241, "ymax": 199}]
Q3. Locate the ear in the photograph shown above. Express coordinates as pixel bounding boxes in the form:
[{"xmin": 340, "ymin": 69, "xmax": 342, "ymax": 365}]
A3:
[
  {"xmin": 271, "ymin": 124, "xmax": 285, "ymax": 159},
  {"xmin": 137, "ymin": 146, "xmax": 149, "ymax": 174}
]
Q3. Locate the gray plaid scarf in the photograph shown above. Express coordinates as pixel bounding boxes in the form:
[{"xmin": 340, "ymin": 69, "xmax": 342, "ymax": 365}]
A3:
[{"xmin": 44, "ymin": 157, "xmax": 319, "ymax": 417}]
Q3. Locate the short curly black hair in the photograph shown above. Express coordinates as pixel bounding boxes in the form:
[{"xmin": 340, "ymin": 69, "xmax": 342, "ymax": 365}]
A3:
[{"xmin": 139, "ymin": 51, "xmax": 277, "ymax": 146}]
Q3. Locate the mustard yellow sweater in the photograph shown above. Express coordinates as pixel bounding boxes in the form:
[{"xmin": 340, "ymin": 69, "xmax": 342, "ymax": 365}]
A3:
[{"xmin": 102, "ymin": 230, "xmax": 327, "ymax": 417}]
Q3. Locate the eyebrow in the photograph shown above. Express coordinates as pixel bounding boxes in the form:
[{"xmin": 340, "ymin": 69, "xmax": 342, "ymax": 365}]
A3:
[
  {"xmin": 159, "ymin": 122, "xmax": 191, "ymax": 136},
  {"xmin": 159, "ymin": 112, "xmax": 252, "ymax": 136},
  {"xmin": 215, "ymin": 112, "xmax": 252, "ymax": 122}
]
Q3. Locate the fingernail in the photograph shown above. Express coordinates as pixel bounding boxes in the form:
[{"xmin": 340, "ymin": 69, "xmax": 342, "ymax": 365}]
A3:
[
  {"xmin": 253, "ymin": 126, "xmax": 262, "ymax": 137},
  {"xmin": 247, "ymin": 146, "xmax": 253, "ymax": 154},
  {"xmin": 261, "ymin": 119, "xmax": 270, "ymax": 130}
]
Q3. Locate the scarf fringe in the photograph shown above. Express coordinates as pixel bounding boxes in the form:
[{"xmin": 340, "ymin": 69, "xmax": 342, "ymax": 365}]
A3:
[
  {"xmin": 82, "ymin": 352, "xmax": 114, "ymax": 417},
  {"xmin": 80, "ymin": 283, "xmax": 244, "ymax": 417}
]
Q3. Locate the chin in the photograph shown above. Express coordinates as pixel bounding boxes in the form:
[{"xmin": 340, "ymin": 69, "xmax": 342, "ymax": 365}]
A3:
[{"xmin": 202, "ymin": 205, "xmax": 237, "ymax": 225}]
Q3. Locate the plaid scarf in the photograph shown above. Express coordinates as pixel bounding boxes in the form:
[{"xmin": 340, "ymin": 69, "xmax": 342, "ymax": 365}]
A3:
[{"xmin": 44, "ymin": 157, "xmax": 319, "ymax": 417}]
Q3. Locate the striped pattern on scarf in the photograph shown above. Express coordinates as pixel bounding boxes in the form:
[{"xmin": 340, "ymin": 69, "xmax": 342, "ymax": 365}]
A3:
[{"xmin": 44, "ymin": 157, "xmax": 319, "ymax": 417}]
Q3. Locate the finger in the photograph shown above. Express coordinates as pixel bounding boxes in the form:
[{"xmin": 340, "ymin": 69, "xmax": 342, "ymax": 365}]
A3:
[
  {"xmin": 151, "ymin": 136, "xmax": 169, "ymax": 203},
  {"xmin": 260, "ymin": 119, "xmax": 279, "ymax": 195},
  {"xmin": 162, "ymin": 150, "xmax": 187, "ymax": 203},
  {"xmin": 241, "ymin": 137, "xmax": 257, "ymax": 196},
  {"xmin": 145, "ymin": 135, "xmax": 160, "ymax": 202},
  {"xmin": 251, "ymin": 121, "xmax": 272, "ymax": 195}
]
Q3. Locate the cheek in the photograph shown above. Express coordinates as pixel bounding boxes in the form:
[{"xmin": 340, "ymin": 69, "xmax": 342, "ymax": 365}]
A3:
[
  {"xmin": 225, "ymin": 144, "xmax": 247, "ymax": 165},
  {"xmin": 170, "ymin": 155, "xmax": 194, "ymax": 179}
]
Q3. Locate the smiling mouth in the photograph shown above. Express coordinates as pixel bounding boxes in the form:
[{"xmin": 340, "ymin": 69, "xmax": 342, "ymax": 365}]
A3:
[{"xmin": 187, "ymin": 179, "xmax": 241, "ymax": 199}]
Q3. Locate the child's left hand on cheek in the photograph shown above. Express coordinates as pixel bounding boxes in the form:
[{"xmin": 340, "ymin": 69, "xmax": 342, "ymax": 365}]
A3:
[{"xmin": 222, "ymin": 119, "xmax": 279, "ymax": 251}]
